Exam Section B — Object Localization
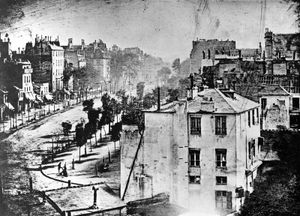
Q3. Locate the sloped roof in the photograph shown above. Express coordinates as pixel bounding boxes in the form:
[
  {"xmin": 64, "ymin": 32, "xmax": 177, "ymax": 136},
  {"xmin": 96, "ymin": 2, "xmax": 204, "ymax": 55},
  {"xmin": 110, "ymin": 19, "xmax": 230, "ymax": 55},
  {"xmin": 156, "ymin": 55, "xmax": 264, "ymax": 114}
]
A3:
[
  {"xmin": 145, "ymin": 88, "xmax": 259, "ymax": 114},
  {"xmin": 48, "ymin": 44, "xmax": 64, "ymax": 50},
  {"xmin": 188, "ymin": 88, "xmax": 259, "ymax": 114},
  {"xmin": 257, "ymin": 85, "xmax": 290, "ymax": 96}
]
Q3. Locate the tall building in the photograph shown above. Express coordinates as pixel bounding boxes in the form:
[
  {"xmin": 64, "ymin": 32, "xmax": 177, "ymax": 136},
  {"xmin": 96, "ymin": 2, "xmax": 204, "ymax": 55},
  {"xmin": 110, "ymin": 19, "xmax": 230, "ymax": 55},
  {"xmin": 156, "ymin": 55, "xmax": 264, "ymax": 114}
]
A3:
[
  {"xmin": 121, "ymin": 88, "xmax": 262, "ymax": 216},
  {"xmin": 25, "ymin": 35, "xmax": 64, "ymax": 93},
  {"xmin": 0, "ymin": 33, "xmax": 12, "ymax": 60}
]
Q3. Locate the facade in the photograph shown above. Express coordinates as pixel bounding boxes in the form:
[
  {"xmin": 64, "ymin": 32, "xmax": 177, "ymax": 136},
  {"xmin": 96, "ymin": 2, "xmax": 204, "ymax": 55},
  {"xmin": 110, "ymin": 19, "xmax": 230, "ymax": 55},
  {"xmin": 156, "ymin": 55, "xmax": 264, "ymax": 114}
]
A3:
[
  {"xmin": 258, "ymin": 85, "xmax": 290, "ymax": 130},
  {"xmin": 64, "ymin": 38, "xmax": 110, "ymax": 89},
  {"xmin": 121, "ymin": 88, "xmax": 262, "ymax": 216},
  {"xmin": 190, "ymin": 39, "xmax": 236, "ymax": 74},
  {"xmin": 25, "ymin": 35, "xmax": 64, "ymax": 93}
]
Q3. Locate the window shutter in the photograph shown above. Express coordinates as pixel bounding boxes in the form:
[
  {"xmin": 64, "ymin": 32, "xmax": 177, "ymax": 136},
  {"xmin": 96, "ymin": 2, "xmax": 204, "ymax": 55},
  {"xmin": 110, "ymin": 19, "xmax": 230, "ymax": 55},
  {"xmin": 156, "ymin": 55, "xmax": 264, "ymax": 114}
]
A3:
[{"xmin": 226, "ymin": 191, "xmax": 232, "ymax": 209}]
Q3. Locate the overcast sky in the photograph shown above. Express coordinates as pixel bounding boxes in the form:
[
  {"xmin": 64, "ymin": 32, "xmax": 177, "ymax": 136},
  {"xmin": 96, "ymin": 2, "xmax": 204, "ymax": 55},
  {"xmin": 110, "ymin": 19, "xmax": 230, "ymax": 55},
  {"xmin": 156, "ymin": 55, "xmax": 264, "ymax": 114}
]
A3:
[{"xmin": 0, "ymin": 0, "xmax": 298, "ymax": 62}]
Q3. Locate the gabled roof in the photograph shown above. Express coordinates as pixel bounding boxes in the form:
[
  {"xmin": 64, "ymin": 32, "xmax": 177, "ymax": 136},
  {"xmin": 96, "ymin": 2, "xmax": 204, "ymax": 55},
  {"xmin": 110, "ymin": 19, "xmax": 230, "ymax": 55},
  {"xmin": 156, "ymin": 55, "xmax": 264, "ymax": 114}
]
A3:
[
  {"xmin": 258, "ymin": 85, "xmax": 290, "ymax": 96},
  {"xmin": 188, "ymin": 88, "xmax": 259, "ymax": 114}
]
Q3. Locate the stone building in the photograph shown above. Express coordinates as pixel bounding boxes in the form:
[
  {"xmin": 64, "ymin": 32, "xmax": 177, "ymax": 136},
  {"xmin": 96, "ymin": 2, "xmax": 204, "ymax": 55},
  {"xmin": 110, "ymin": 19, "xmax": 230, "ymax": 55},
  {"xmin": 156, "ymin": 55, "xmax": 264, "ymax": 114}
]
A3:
[
  {"xmin": 25, "ymin": 35, "xmax": 64, "ymax": 93},
  {"xmin": 121, "ymin": 88, "xmax": 262, "ymax": 216},
  {"xmin": 190, "ymin": 39, "xmax": 236, "ymax": 74}
]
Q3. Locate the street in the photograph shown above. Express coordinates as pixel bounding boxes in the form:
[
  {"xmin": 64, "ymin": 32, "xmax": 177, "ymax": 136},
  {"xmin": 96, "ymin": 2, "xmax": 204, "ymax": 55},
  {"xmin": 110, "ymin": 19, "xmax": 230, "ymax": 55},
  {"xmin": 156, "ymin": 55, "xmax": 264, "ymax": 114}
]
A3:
[{"xmin": 0, "ymin": 96, "xmax": 124, "ymax": 215}]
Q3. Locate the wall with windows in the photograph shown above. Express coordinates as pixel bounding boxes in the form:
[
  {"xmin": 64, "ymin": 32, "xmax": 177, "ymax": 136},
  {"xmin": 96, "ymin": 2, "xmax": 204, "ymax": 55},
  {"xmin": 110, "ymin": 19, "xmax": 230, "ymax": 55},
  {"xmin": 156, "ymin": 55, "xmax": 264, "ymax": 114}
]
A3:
[
  {"xmin": 259, "ymin": 95, "xmax": 290, "ymax": 129},
  {"xmin": 187, "ymin": 113, "xmax": 237, "ymax": 215}
]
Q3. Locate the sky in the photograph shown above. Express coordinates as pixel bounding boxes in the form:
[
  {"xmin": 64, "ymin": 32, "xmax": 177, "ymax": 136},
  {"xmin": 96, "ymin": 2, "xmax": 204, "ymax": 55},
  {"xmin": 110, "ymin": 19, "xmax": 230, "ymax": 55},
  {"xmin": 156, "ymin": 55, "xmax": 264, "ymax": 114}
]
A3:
[{"xmin": 0, "ymin": 0, "xmax": 298, "ymax": 62}]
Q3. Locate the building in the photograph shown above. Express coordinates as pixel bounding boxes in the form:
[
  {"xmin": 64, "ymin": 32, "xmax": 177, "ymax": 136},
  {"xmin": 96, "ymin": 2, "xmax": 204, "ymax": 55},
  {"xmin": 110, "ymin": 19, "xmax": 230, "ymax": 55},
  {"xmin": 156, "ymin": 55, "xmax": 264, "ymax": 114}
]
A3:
[
  {"xmin": 0, "ymin": 89, "xmax": 14, "ymax": 121},
  {"xmin": 25, "ymin": 35, "xmax": 64, "ymax": 93},
  {"xmin": 2, "ymin": 61, "xmax": 35, "ymax": 112},
  {"xmin": 264, "ymin": 28, "xmax": 299, "ymax": 60},
  {"xmin": 258, "ymin": 85, "xmax": 291, "ymax": 130},
  {"xmin": 190, "ymin": 39, "xmax": 236, "ymax": 74},
  {"xmin": 0, "ymin": 33, "xmax": 12, "ymax": 60},
  {"xmin": 63, "ymin": 38, "xmax": 110, "ymax": 89},
  {"xmin": 121, "ymin": 88, "xmax": 262, "ymax": 216}
]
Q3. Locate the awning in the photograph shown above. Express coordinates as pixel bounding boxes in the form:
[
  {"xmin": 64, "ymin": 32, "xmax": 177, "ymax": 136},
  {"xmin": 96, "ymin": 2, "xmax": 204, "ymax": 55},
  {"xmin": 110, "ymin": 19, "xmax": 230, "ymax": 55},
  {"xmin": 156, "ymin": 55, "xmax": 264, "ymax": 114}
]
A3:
[
  {"xmin": 25, "ymin": 92, "xmax": 35, "ymax": 101},
  {"xmin": 44, "ymin": 94, "xmax": 53, "ymax": 100},
  {"xmin": 4, "ymin": 102, "xmax": 15, "ymax": 111}
]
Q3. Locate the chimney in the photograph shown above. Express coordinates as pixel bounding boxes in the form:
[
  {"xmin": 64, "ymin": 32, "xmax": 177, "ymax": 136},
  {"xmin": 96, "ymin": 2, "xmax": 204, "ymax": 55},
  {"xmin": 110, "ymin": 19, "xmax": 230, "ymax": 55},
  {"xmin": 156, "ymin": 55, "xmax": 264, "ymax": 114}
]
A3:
[
  {"xmin": 191, "ymin": 86, "xmax": 198, "ymax": 99},
  {"xmin": 157, "ymin": 87, "xmax": 160, "ymax": 111},
  {"xmin": 68, "ymin": 38, "xmax": 73, "ymax": 48},
  {"xmin": 18, "ymin": 47, "xmax": 20, "ymax": 54}
]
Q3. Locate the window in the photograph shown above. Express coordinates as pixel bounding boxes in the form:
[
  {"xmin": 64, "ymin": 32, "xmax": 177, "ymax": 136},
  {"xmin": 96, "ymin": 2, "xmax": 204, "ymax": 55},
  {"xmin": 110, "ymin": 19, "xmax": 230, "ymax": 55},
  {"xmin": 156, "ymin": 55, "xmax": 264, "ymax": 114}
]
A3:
[
  {"xmin": 202, "ymin": 51, "xmax": 206, "ymax": 59},
  {"xmin": 256, "ymin": 108, "xmax": 259, "ymax": 124},
  {"xmin": 293, "ymin": 98, "xmax": 299, "ymax": 110},
  {"xmin": 215, "ymin": 191, "xmax": 232, "ymax": 209},
  {"xmin": 190, "ymin": 116, "xmax": 201, "ymax": 134},
  {"xmin": 252, "ymin": 109, "xmax": 255, "ymax": 125},
  {"xmin": 248, "ymin": 140, "xmax": 255, "ymax": 164},
  {"xmin": 208, "ymin": 49, "xmax": 211, "ymax": 59},
  {"xmin": 189, "ymin": 176, "xmax": 201, "ymax": 184},
  {"xmin": 248, "ymin": 111, "xmax": 251, "ymax": 127},
  {"xmin": 216, "ymin": 149, "xmax": 227, "ymax": 168},
  {"xmin": 261, "ymin": 98, "xmax": 267, "ymax": 110},
  {"xmin": 189, "ymin": 148, "xmax": 200, "ymax": 167},
  {"xmin": 216, "ymin": 176, "xmax": 227, "ymax": 185},
  {"xmin": 215, "ymin": 116, "xmax": 226, "ymax": 135}
]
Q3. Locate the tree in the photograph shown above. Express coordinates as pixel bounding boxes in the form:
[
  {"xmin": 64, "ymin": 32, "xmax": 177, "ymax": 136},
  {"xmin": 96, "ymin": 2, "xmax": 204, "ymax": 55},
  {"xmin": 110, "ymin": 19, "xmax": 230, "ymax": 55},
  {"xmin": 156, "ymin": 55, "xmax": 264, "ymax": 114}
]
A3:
[
  {"xmin": 136, "ymin": 82, "xmax": 145, "ymax": 100},
  {"xmin": 157, "ymin": 67, "xmax": 171, "ymax": 84},
  {"xmin": 167, "ymin": 88, "xmax": 180, "ymax": 103},
  {"xmin": 172, "ymin": 58, "xmax": 181, "ymax": 75},
  {"xmin": 240, "ymin": 131, "xmax": 300, "ymax": 216}
]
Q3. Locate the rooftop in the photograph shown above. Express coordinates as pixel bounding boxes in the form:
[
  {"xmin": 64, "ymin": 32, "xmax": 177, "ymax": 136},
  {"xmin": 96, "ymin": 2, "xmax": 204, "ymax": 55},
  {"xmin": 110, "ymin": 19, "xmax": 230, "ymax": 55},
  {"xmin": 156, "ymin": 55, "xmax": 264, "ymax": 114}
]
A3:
[
  {"xmin": 48, "ymin": 44, "xmax": 64, "ymax": 51},
  {"xmin": 258, "ymin": 85, "xmax": 290, "ymax": 96},
  {"xmin": 145, "ymin": 88, "xmax": 259, "ymax": 114}
]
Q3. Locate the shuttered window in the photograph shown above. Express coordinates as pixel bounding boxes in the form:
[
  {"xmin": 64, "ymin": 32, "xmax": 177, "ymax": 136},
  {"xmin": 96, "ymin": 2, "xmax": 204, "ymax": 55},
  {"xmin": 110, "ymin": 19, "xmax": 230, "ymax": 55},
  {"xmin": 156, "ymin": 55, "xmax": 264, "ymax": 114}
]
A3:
[{"xmin": 215, "ymin": 116, "xmax": 226, "ymax": 135}]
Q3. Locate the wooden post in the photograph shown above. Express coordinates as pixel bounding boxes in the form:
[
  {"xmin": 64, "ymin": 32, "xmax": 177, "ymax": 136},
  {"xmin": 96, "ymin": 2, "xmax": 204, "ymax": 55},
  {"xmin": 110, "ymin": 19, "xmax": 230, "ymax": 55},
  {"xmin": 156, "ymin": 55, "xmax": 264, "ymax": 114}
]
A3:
[
  {"xmin": 51, "ymin": 137, "xmax": 54, "ymax": 162},
  {"xmin": 90, "ymin": 138, "xmax": 92, "ymax": 152},
  {"xmin": 68, "ymin": 180, "xmax": 71, "ymax": 188},
  {"xmin": 108, "ymin": 149, "xmax": 111, "ymax": 163},
  {"xmin": 0, "ymin": 174, "xmax": 3, "ymax": 202},
  {"xmin": 78, "ymin": 146, "xmax": 81, "ymax": 162},
  {"xmin": 72, "ymin": 158, "xmax": 75, "ymax": 170},
  {"xmin": 94, "ymin": 132, "xmax": 97, "ymax": 147},
  {"xmin": 92, "ymin": 186, "xmax": 99, "ymax": 208}
]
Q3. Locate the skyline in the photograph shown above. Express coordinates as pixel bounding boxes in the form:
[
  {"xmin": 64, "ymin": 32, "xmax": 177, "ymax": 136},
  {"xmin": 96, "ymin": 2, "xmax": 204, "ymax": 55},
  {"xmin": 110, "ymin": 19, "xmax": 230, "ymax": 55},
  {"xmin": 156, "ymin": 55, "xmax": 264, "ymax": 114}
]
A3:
[{"xmin": 0, "ymin": 0, "xmax": 298, "ymax": 62}]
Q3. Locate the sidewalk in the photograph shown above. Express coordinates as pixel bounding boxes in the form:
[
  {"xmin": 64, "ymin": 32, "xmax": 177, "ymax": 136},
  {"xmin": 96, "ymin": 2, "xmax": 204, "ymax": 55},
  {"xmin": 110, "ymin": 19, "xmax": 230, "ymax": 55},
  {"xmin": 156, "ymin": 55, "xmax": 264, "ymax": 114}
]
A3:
[{"xmin": 0, "ymin": 94, "xmax": 98, "ymax": 133}]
